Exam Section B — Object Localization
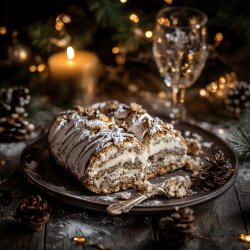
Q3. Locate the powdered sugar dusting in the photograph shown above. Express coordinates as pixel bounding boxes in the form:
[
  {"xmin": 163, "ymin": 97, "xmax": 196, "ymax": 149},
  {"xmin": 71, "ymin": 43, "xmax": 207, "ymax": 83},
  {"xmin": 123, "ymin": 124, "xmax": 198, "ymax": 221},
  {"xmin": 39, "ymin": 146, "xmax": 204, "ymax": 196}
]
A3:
[
  {"xmin": 237, "ymin": 164, "xmax": 250, "ymax": 182},
  {"xmin": 184, "ymin": 130, "xmax": 213, "ymax": 149},
  {"xmin": 20, "ymin": 100, "xmax": 238, "ymax": 214},
  {"xmin": 25, "ymin": 160, "xmax": 38, "ymax": 171},
  {"xmin": 59, "ymin": 220, "xmax": 99, "ymax": 238},
  {"xmin": 142, "ymin": 199, "xmax": 164, "ymax": 206},
  {"xmin": 48, "ymin": 109, "xmax": 140, "ymax": 183}
]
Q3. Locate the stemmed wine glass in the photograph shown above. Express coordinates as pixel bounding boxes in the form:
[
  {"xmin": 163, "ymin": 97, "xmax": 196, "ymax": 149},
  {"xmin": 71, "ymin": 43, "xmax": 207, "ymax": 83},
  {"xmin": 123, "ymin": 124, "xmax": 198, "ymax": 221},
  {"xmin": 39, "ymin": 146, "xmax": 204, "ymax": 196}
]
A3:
[{"xmin": 153, "ymin": 7, "xmax": 208, "ymax": 120}]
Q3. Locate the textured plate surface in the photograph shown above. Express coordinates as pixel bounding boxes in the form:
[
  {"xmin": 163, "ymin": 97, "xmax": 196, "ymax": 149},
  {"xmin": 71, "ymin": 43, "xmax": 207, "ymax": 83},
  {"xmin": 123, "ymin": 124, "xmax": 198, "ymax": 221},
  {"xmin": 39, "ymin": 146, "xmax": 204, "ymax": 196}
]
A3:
[{"xmin": 21, "ymin": 122, "xmax": 238, "ymax": 214}]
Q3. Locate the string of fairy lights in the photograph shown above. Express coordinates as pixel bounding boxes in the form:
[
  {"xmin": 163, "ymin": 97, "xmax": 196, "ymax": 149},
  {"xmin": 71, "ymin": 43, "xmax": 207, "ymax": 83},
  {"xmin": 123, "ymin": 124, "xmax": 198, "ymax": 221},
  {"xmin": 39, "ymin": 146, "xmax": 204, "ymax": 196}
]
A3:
[
  {"xmin": 111, "ymin": 0, "xmax": 154, "ymax": 66},
  {"xmin": 0, "ymin": 0, "xmax": 225, "ymax": 68},
  {"xmin": 199, "ymin": 72, "xmax": 237, "ymax": 100},
  {"xmin": 0, "ymin": 0, "xmax": 244, "ymax": 110},
  {"xmin": 28, "ymin": 13, "xmax": 72, "ymax": 74},
  {"xmin": 112, "ymin": 0, "xmax": 224, "ymax": 67}
]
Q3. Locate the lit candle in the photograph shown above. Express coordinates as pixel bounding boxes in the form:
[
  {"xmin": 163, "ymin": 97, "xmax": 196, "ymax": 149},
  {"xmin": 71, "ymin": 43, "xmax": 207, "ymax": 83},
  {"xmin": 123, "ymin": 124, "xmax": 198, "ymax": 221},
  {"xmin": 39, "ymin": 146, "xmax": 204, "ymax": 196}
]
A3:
[
  {"xmin": 47, "ymin": 47, "xmax": 100, "ymax": 105},
  {"xmin": 48, "ymin": 46, "xmax": 99, "ymax": 80}
]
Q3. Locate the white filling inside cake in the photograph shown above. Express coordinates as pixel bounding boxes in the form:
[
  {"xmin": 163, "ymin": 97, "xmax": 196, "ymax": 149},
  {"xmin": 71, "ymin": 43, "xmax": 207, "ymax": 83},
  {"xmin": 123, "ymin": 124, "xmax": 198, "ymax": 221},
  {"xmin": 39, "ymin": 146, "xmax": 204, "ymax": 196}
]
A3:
[
  {"xmin": 148, "ymin": 137, "xmax": 185, "ymax": 156},
  {"xmin": 89, "ymin": 150, "xmax": 147, "ymax": 177}
]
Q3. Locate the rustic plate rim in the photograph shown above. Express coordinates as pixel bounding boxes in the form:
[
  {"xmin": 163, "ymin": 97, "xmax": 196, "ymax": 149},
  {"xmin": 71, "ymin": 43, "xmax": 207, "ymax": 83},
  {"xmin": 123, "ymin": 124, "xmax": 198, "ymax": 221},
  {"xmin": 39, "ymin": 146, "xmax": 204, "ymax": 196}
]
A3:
[{"xmin": 20, "ymin": 121, "xmax": 239, "ymax": 214}]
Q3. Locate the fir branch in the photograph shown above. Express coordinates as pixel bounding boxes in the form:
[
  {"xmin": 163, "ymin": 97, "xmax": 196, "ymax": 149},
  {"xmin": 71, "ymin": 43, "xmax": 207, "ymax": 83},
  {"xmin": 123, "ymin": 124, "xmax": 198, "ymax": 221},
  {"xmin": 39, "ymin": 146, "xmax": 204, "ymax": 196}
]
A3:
[
  {"xmin": 227, "ymin": 112, "xmax": 250, "ymax": 159},
  {"xmin": 69, "ymin": 27, "xmax": 95, "ymax": 50},
  {"xmin": 27, "ymin": 20, "xmax": 94, "ymax": 55},
  {"xmin": 27, "ymin": 21, "xmax": 59, "ymax": 55},
  {"xmin": 226, "ymin": 112, "xmax": 250, "ymax": 127},
  {"xmin": 113, "ymin": 28, "xmax": 146, "ymax": 52},
  {"xmin": 87, "ymin": 0, "xmax": 123, "ymax": 28}
]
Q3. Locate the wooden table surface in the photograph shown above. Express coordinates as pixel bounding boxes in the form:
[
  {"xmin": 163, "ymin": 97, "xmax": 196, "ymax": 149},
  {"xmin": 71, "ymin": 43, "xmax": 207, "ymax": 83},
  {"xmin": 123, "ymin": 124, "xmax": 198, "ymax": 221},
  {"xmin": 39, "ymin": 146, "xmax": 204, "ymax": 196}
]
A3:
[
  {"xmin": 0, "ymin": 118, "xmax": 249, "ymax": 250},
  {"xmin": 0, "ymin": 64, "xmax": 249, "ymax": 249}
]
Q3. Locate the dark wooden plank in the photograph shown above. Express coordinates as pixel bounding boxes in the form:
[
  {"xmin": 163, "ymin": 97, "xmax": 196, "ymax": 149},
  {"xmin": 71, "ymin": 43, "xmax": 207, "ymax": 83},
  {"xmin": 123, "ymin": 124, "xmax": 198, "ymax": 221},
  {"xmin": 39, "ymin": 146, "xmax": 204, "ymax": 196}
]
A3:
[
  {"xmin": 213, "ymin": 186, "xmax": 246, "ymax": 235},
  {"xmin": 154, "ymin": 186, "xmax": 247, "ymax": 250},
  {"xmin": 0, "ymin": 162, "xmax": 45, "ymax": 250},
  {"xmin": 0, "ymin": 197, "xmax": 45, "ymax": 250},
  {"xmin": 234, "ymin": 161, "xmax": 250, "ymax": 233},
  {"xmin": 191, "ymin": 186, "xmax": 246, "ymax": 249},
  {"xmin": 1, "ymin": 140, "xmax": 249, "ymax": 250},
  {"xmin": 185, "ymin": 236, "xmax": 248, "ymax": 250},
  {"xmin": 186, "ymin": 187, "xmax": 246, "ymax": 249},
  {"xmin": 45, "ymin": 201, "xmax": 155, "ymax": 250}
]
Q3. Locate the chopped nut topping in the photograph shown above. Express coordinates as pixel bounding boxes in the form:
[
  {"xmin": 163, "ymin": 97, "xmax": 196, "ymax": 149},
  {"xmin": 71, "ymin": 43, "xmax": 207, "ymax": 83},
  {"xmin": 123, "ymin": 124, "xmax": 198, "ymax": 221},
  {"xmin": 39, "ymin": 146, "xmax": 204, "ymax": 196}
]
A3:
[
  {"xmin": 57, "ymin": 114, "xmax": 70, "ymax": 123},
  {"xmin": 142, "ymin": 117, "xmax": 151, "ymax": 139},
  {"xmin": 99, "ymin": 114, "xmax": 110, "ymax": 123},
  {"xmin": 120, "ymin": 121, "xmax": 129, "ymax": 130},
  {"xmin": 105, "ymin": 100, "xmax": 120, "ymax": 112},
  {"xmin": 186, "ymin": 138, "xmax": 202, "ymax": 155},
  {"xmin": 118, "ymin": 192, "xmax": 131, "ymax": 200},
  {"xmin": 109, "ymin": 124, "xmax": 118, "ymax": 130},
  {"xmin": 74, "ymin": 105, "xmax": 85, "ymax": 113},
  {"xmin": 142, "ymin": 117, "xmax": 150, "ymax": 130},
  {"xmin": 127, "ymin": 102, "xmax": 146, "ymax": 114},
  {"xmin": 84, "ymin": 108, "xmax": 96, "ymax": 119},
  {"xmin": 74, "ymin": 106, "xmax": 107, "ymax": 120},
  {"xmin": 61, "ymin": 115, "xmax": 70, "ymax": 121}
]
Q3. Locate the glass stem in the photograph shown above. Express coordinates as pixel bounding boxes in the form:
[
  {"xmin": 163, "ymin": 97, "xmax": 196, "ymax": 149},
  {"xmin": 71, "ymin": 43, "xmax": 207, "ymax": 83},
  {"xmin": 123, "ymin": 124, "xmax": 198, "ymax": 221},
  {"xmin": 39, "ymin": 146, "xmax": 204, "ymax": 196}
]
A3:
[
  {"xmin": 171, "ymin": 87, "xmax": 186, "ymax": 120},
  {"xmin": 172, "ymin": 87, "xmax": 185, "ymax": 105}
]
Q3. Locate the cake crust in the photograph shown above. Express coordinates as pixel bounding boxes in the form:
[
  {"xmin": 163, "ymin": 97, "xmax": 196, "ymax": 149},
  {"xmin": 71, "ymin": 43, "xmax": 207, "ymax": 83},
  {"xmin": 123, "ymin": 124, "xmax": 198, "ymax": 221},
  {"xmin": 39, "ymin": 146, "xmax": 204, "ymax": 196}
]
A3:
[{"xmin": 48, "ymin": 101, "xmax": 189, "ymax": 194}]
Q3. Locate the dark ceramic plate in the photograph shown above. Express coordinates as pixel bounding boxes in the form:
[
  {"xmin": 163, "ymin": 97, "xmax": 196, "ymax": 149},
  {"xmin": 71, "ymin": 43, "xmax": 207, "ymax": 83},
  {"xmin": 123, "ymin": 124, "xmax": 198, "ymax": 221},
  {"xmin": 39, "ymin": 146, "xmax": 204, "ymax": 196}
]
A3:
[{"xmin": 20, "ymin": 122, "xmax": 238, "ymax": 214}]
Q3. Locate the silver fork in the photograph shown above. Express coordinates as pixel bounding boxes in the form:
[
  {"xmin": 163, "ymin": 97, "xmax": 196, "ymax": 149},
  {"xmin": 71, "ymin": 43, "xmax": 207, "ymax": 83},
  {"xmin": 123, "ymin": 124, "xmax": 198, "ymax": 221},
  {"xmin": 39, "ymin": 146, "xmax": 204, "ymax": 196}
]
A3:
[{"xmin": 106, "ymin": 175, "xmax": 191, "ymax": 215}]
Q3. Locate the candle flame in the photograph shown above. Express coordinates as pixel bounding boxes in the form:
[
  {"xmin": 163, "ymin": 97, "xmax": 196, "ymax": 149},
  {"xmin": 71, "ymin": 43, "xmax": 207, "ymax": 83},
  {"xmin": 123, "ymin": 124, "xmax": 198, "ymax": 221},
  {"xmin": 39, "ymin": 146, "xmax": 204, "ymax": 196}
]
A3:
[{"xmin": 67, "ymin": 47, "xmax": 75, "ymax": 60}]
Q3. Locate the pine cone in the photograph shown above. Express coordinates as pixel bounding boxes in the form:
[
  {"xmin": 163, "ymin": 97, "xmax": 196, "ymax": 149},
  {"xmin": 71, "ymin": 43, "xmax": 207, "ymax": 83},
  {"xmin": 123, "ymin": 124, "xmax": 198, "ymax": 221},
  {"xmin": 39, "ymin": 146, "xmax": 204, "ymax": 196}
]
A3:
[
  {"xmin": 198, "ymin": 151, "xmax": 234, "ymax": 191},
  {"xmin": 0, "ymin": 86, "xmax": 30, "ymax": 115},
  {"xmin": 158, "ymin": 207, "xmax": 195, "ymax": 247},
  {"xmin": 16, "ymin": 195, "xmax": 51, "ymax": 231},
  {"xmin": 0, "ymin": 86, "xmax": 35, "ymax": 141},
  {"xmin": 225, "ymin": 81, "xmax": 250, "ymax": 115}
]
